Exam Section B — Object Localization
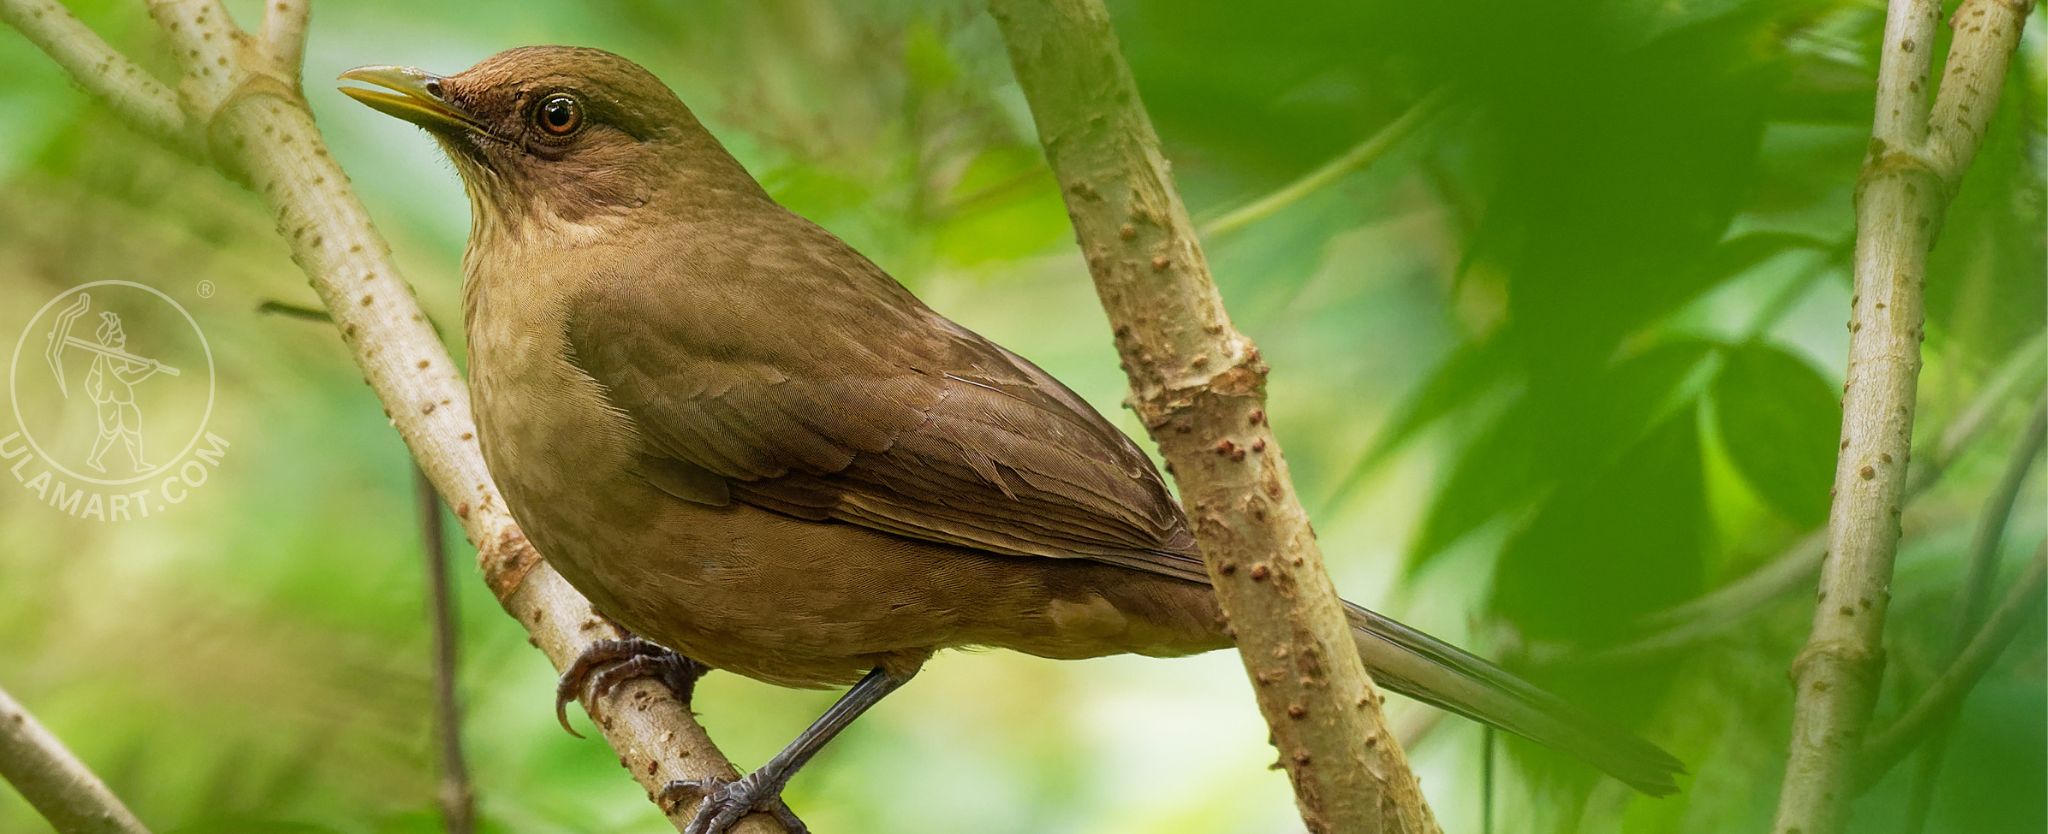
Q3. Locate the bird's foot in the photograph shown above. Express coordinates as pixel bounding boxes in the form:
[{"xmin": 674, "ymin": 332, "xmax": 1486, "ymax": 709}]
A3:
[
  {"xmin": 555, "ymin": 636, "xmax": 707, "ymax": 737},
  {"xmin": 662, "ymin": 773, "xmax": 808, "ymax": 834}
]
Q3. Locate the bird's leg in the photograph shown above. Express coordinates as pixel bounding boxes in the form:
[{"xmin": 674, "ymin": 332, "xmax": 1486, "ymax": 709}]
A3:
[
  {"xmin": 555, "ymin": 636, "xmax": 708, "ymax": 737},
  {"xmin": 664, "ymin": 667, "xmax": 912, "ymax": 834}
]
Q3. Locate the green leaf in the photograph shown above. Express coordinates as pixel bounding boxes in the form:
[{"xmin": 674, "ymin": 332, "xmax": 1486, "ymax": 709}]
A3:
[
  {"xmin": 1491, "ymin": 411, "xmax": 1709, "ymax": 644},
  {"xmin": 1407, "ymin": 339, "xmax": 1718, "ymax": 572},
  {"xmin": 1712, "ymin": 342, "xmax": 1838, "ymax": 525}
]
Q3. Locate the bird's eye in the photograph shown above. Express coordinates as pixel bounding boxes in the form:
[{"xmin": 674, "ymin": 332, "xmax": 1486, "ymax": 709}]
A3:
[{"xmin": 535, "ymin": 93, "xmax": 583, "ymax": 137}]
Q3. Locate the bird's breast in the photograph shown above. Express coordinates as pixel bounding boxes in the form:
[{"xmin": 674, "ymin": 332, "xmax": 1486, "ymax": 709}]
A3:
[{"xmin": 463, "ymin": 262, "xmax": 661, "ymax": 611}]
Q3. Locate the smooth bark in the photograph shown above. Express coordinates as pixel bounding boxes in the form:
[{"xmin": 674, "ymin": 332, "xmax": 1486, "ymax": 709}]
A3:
[{"xmin": 0, "ymin": 685, "xmax": 150, "ymax": 834}]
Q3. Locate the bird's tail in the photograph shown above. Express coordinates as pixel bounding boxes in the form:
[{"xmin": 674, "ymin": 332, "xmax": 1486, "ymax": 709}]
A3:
[{"xmin": 1346, "ymin": 603, "xmax": 1684, "ymax": 795}]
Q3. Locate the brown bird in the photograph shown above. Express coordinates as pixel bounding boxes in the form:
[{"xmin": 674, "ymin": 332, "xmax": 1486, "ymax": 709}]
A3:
[{"xmin": 341, "ymin": 46, "xmax": 1682, "ymax": 833}]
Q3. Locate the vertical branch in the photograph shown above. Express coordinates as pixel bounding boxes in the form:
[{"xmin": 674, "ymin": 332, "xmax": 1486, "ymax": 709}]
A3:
[
  {"xmin": 257, "ymin": 0, "xmax": 309, "ymax": 78},
  {"xmin": 0, "ymin": 685, "xmax": 150, "ymax": 834},
  {"xmin": 417, "ymin": 465, "xmax": 476, "ymax": 834},
  {"xmin": 987, "ymin": 1, "xmax": 1438, "ymax": 832},
  {"xmin": 1772, "ymin": 1, "xmax": 2034, "ymax": 832},
  {"xmin": 2, "ymin": 3, "xmax": 780, "ymax": 831}
]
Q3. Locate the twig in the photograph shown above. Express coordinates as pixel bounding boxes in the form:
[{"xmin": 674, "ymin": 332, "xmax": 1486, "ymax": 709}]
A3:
[
  {"xmin": 0, "ymin": 684, "xmax": 150, "ymax": 834},
  {"xmin": 256, "ymin": 299, "xmax": 332, "ymax": 322},
  {"xmin": 1858, "ymin": 543, "xmax": 2048, "ymax": 784},
  {"xmin": 0, "ymin": 0, "xmax": 198, "ymax": 157},
  {"xmin": 2, "ymin": 3, "xmax": 778, "ymax": 830},
  {"xmin": 1772, "ymin": 1, "xmax": 2034, "ymax": 831},
  {"xmin": 1199, "ymin": 88, "xmax": 1451, "ymax": 240},
  {"xmin": 1853, "ymin": 399, "xmax": 2044, "ymax": 811},
  {"xmin": 417, "ymin": 464, "xmax": 476, "ymax": 834},
  {"xmin": 988, "ymin": 1, "xmax": 1440, "ymax": 831},
  {"xmin": 1944, "ymin": 398, "xmax": 2047, "ymax": 668}
]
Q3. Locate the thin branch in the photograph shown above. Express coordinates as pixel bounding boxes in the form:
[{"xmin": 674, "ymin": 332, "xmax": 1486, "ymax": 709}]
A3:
[
  {"xmin": 1199, "ymin": 88, "xmax": 1451, "ymax": 240},
  {"xmin": 257, "ymin": 0, "xmax": 308, "ymax": 77},
  {"xmin": 0, "ymin": 684, "xmax": 150, "ymax": 834},
  {"xmin": 1772, "ymin": 1, "xmax": 2034, "ymax": 831},
  {"xmin": 1869, "ymin": 0, "xmax": 1941, "ymax": 150},
  {"xmin": 4, "ymin": 5, "xmax": 778, "ymax": 831},
  {"xmin": 1924, "ymin": 0, "xmax": 2031, "ymax": 178},
  {"xmin": 1852, "ymin": 399, "xmax": 2045, "ymax": 801},
  {"xmin": 141, "ymin": 0, "xmax": 241, "ymax": 106},
  {"xmin": 1858, "ymin": 543, "xmax": 2048, "ymax": 782},
  {"xmin": 0, "ymin": 0, "xmax": 199, "ymax": 157},
  {"xmin": 989, "ymin": 1, "xmax": 1439, "ymax": 832},
  {"xmin": 256, "ymin": 298, "xmax": 331, "ymax": 322},
  {"xmin": 417, "ymin": 465, "xmax": 476, "ymax": 834},
  {"xmin": 1945, "ymin": 398, "xmax": 2047, "ymax": 661}
]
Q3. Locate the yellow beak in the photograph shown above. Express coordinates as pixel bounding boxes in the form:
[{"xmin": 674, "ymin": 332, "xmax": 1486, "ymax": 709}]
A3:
[{"xmin": 337, "ymin": 65, "xmax": 481, "ymax": 134}]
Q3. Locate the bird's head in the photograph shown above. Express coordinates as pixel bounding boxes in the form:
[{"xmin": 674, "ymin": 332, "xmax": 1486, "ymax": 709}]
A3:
[{"xmin": 340, "ymin": 46, "xmax": 760, "ymax": 236}]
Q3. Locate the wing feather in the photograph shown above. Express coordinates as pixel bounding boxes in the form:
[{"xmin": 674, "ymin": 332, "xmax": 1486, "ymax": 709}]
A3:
[{"xmin": 563, "ymin": 221, "xmax": 1200, "ymax": 583}]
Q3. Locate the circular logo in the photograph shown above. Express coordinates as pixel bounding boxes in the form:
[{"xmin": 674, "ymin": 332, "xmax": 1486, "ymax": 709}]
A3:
[{"xmin": 4, "ymin": 281, "xmax": 227, "ymax": 520}]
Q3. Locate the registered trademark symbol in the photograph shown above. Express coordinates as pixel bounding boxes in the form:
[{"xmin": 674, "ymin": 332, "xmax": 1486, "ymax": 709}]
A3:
[{"xmin": 195, "ymin": 280, "xmax": 215, "ymax": 299}]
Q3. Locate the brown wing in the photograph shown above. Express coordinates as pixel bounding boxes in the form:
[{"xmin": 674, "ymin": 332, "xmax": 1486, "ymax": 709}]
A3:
[{"xmin": 563, "ymin": 218, "xmax": 1203, "ymax": 583}]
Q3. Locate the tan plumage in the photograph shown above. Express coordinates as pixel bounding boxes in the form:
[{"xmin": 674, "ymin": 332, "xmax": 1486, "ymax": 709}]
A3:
[{"xmin": 344, "ymin": 45, "xmax": 1682, "ymax": 817}]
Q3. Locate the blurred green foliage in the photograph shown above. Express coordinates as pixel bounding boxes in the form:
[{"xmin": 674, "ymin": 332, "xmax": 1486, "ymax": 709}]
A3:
[{"xmin": 0, "ymin": 1, "xmax": 2041, "ymax": 833}]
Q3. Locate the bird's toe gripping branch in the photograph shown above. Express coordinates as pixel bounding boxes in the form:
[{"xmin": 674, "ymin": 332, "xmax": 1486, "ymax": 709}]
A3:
[
  {"xmin": 555, "ymin": 636, "xmax": 708, "ymax": 738},
  {"xmin": 663, "ymin": 772, "xmax": 809, "ymax": 834}
]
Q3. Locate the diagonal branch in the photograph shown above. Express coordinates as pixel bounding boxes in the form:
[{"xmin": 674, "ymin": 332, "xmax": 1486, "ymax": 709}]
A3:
[
  {"xmin": 1856, "ymin": 398, "xmax": 2045, "ymax": 824},
  {"xmin": 988, "ymin": 1, "xmax": 1439, "ymax": 832},
  {"xmin": 0, "ymin": 0, "xmax": 198, "ymax": 157},
  {"xmin": 1859, "ymin": 542, "xmax": 2048, "ymax": 784},
  {"xmin": 0, "ymin": 684, "xmax": 150, "ymax": 834},
  {"xmin": 1200, "ymin": 88, "xmax": 1452, "ymax": 240},
  {"xmin": 3, "ymin": 3, "xmax": 778, "ymax": 831},
  {"xmin": 1771, "ymin": 1, "xmax": 2034, "ymax": 832},
  {"xmin": 1943, "ymin": 397, "xmax": 2047, "ymax": 667}
]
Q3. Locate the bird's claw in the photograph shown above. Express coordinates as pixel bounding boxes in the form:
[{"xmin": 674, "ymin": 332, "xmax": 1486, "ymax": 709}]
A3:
[
  {"xmin": 663, "ymin": 774, "xmax": 809, "ymax": 834},
  {"xmin": 555, "ymin": 636, "xmax": 707, "ymax": 738}
]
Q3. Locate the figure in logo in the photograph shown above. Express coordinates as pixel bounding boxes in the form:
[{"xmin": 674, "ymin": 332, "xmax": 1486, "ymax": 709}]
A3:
[{"xmin": 42, "ymin": 293, "xmax": 180, "ymax": 474}]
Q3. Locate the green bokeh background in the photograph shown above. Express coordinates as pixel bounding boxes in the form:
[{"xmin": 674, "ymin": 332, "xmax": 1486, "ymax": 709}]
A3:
[{"xmin": 1, "ymin": 1, "xmax": 2042, "ymax": 832}]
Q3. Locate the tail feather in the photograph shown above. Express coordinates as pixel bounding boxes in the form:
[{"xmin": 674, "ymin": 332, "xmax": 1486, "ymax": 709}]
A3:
[{"xmin": 1346, "ymin": 603, "xmax": 1685, "ymax": 795}]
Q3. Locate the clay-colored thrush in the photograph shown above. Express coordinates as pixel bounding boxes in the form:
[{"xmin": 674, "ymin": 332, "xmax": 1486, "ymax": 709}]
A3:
[{"xmin": 342, "ymin": 46, "xmax": 1682, "ymax": 833}]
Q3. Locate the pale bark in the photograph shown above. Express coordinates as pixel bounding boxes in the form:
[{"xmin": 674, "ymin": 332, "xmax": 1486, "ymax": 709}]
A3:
[
  {"xmin": 0, "ymin": 686, "xmax": 150, "ymax": 834},
  {"xmin": 1772, "ymin": 1, "xmax": 2034, "ymax": 831},
  {"xmin": 2, "ymin": 2, "xmax": 778, "ymax": 830},
  {"xmin": 989, "ymin": 1, "xmax": 1439, "ymax": 832},
  {"xmin": 255, "ymin": 0, "xmax": 308, "ymax": 78}
]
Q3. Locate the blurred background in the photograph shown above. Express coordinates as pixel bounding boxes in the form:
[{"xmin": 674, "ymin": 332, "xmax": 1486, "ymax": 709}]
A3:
[{"xmin": 1, "ymin": 0, "xmax": 2042, "ymax": 832}]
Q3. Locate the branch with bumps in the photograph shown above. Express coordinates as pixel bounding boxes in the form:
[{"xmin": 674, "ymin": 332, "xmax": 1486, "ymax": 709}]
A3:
[
  {"xmin": 989, "ymin": 1, "xmax": 1441, "ymax": 831},
  {"xmin": 0, "ymin": 1, "xmax": 780, "ymax": 830},
  {"xmin": 1772, "ymin": 1, "xmax": 2035, "ymax": 832}
]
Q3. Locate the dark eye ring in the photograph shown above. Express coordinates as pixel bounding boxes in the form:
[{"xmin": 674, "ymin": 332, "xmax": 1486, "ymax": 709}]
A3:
[{"xmin": 535, "ymin": 93, "xmax": 582, "ymax": 137}]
